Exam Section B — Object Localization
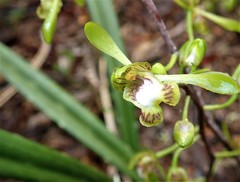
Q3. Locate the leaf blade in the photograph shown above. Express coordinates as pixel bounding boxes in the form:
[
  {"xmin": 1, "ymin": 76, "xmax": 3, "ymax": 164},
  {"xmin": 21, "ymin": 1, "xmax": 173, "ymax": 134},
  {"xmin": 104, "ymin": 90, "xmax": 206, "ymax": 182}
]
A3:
[
  {"xmin": 0, "ymin": 43, "xmax": 140, "ymax": 180},
  {"xmin": 84, "ymin": 22, "xmax": 132, "ymax": 65},
  {"xmin": 0, "ymin": 129, "xmax": 111, "ymax": 182}
]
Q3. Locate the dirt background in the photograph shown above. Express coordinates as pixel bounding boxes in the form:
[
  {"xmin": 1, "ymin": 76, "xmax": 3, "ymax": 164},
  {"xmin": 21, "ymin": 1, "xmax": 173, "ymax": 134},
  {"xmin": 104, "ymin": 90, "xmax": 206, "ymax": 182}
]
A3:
[{"xmin": 0, "ymin": 0, "xmax": 239, "ymax": 181}]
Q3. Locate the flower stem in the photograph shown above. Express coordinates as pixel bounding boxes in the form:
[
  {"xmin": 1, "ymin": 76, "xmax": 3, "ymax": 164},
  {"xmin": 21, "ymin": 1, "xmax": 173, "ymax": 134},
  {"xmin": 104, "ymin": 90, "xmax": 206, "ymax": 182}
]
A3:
[
  {"xmin": 182, "ymin": 95, "xmax": 191, "ymax": 120},
  {"xmin": 171, "ymin": 148, "xmax": 184, "ymax": 168},
  {"xmin": 171, "ymin": 134, "xmax": 200, "ymax": 168},
  {"xmin": 186, "ymin": 10, "xmax": 194, "ymax": 41},
  {"xmin": 204, "ymin": 94, "xmax": 238, "ymax": 110},
  {"xmin": 215, "ymin": 150, "xmax": 240, "ymax": 159},
  {"xmin": 164, "ymin": 52, "xmax": 178, "ymax": 71},
  {"xmin": 155, "ymin": 143, "xmax": 179, "ymax": 159}
]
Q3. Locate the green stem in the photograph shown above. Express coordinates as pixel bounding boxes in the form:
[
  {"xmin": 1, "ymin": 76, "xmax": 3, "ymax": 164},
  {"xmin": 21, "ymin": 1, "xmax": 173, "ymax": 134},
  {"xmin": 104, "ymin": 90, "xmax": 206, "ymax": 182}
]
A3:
[
  {"xmin": 204, "ymin": 94, "xmax": 239, "ymax": 110},
  {"xmin": 186, "ymin": 10, "xmax": 194, "ymax": 41},
  {"xmin": 164, "ymin": 52, "xmax": 178, "ymax": 71},
  {"xmin": 171, "ymin": 148, "xmax": 184, "ymax": 168},
  {"xmin": 215, "ymin": 150, "xmax": 240, "ymax": 159},
  {"xmin": 155, "ymin": 143, "xmax": 179, "ymax": 159},
  {"xmin": 182, "ymin": 96, "xmax": 191, "ymax": 120},
  {"xmin": 171, "ymin": 134, "xmax": 200, "ymax": 168}
]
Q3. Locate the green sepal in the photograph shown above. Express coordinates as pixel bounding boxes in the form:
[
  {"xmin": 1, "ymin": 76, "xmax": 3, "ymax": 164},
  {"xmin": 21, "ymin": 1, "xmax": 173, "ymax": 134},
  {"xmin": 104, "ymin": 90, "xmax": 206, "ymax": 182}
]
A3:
[
  {"xmin": 155, "ymin": 72, "xmax": 240, "ymax": 95},
  {"xmin": 139, "ymin": 106, "xmax": 164, "ymax": 127},
  {"xmin": 84, "ymin": 22, "xmax": 132, "ymax": 65},
  {"xmin": 111, "ymin": 62, "xmax": 151, "ymax": 91}
]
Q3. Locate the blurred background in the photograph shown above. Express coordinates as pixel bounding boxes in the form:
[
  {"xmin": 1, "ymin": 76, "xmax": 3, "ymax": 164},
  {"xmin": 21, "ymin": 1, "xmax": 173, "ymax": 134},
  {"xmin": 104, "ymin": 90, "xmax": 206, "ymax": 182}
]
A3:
[{"xmin": 0, "ymin": 0, "xmax": 239, "ymax": 181}]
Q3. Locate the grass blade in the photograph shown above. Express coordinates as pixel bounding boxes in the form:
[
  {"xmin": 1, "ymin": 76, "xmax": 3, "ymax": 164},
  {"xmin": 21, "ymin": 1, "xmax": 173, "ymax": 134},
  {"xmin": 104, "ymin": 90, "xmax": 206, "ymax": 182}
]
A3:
[
  {"xmin": 86, "ymin": 0, "xmax": 140, "ymax": 152},
  {"xmin": 0, "ymin": 43, "xmax": 140, "ymax": 180},
  {"xmin": 0, "ymin": 129, "xmax": 110, "ymax": 182},
  {"xmin": 0, "ymin": 157, "xmax": 82, "ymax": 182}
]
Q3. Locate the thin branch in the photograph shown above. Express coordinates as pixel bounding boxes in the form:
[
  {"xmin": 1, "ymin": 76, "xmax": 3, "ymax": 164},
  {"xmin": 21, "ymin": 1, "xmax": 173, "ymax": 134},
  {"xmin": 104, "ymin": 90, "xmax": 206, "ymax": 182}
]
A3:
[{"xmin": 142, "ymin": 0, "xmax": 177, "ymax": 53}]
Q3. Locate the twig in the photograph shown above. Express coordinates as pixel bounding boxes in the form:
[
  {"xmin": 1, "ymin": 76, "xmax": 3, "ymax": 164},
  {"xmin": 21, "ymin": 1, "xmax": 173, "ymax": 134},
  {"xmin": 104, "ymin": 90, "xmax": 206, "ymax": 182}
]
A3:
[
  {"xmin": 98, "ymin": 58, "xmax": 118, "ymax": 135},
  {"xmin": 141, "ymin": 0, "xmax": 177, "ymax": 53},
  {"xmin": 98, "ymin": 58, "xmax": 120, "ymax": 181}
]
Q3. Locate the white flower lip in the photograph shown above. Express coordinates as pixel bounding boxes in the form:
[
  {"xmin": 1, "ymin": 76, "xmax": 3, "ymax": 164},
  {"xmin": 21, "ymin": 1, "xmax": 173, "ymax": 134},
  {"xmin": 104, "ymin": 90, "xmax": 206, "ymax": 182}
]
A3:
[{"xmin": 135, "ymin": 78, "xmax": 163, "ymax": 107}]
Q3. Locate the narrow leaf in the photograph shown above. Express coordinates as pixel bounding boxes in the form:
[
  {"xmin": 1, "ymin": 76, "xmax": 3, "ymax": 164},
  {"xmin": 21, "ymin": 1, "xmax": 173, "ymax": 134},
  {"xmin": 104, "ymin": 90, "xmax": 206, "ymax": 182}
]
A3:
[
  {"xmin": 84, "ymin": 22, "xmax": 132, "ymax": 65},
  {"xmin": 0, "ymin": 43, "xmax": 140, "ymax": 180},
  {"xmin": 0, "ymin": 157, "xmax": 81, "ymax": 182},
  {"xmin": 0, "ymin": 129, "xmax": 110, "ymax": 182},
  {"xmin": 86, "ymin": 0, "xmax": 140, "ymax": 152},
  {"xmin": 196, "ymin": 8, "xmax": 240, "ymax": 33},
  {"xmin": 155, "ymin": 72, "xmax": 240, "ymax": 95}
]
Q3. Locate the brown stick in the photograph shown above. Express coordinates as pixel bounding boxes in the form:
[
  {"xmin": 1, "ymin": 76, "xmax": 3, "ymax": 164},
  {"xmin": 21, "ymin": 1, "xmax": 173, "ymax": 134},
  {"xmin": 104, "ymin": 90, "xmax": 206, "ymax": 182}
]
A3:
[{"xmin": 141, "ymin": 0, "xmax": 177, "ymax": 53}]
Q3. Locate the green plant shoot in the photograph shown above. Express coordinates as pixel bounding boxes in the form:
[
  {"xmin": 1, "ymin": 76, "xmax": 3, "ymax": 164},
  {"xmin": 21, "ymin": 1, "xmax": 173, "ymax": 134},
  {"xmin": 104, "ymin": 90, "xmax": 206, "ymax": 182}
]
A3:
[{"xmin": 36, "ymin": 0, "xmax": 62, "ymax": 43}]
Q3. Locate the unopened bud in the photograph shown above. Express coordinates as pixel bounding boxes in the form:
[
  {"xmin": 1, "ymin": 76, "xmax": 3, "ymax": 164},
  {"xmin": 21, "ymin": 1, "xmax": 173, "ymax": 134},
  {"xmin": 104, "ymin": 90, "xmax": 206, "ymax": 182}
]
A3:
[
  {"xmin": 167, "ymin": 167, "xmax": 188, "ymax": 181},
  {"xmin": 173, "ymin": 119, "xmax": 195, "ymax": 148},
  {"xmin": 179, "ymin": 38, "xmax": 206, "ymax": 68},
  {"xmin": 151, "ymin": 63, "xmax": 167, "ymax": 75}
]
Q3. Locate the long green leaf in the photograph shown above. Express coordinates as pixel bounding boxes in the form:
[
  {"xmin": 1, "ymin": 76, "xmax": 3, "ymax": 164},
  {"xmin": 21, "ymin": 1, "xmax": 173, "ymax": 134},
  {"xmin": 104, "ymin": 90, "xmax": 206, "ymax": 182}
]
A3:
[
  {"xmin": 196, "ymin": 8, "xmax": 240, "ymax": 33},
  {"xmin": 86, "ymin": 0, "xmax": 140, "ymax": 152},
  {"xmin": 0, "ymin": 129, "xmax": 110, "ymax": 182},
  {"xmin": 155, "ymin": 72, "xmax": 240, "ymax": 95},
  {"xmin": 0, "ymin": 43, "xmax": 140, "ymax": 180},
  {"xmin": 0, "ymin": 157, "xmax": 82, "ymax": 182}
]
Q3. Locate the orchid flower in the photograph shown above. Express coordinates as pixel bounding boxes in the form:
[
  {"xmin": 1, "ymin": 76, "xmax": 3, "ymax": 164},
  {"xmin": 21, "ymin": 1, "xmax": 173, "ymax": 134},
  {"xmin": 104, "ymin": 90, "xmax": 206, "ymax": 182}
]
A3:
[
  {"xmin": 111, "ymin": 62, "xmax": 180, "ymax": 127},
  {"xmin": 84, "ymin": 22, "xmax": 240, "ymax": 127}
]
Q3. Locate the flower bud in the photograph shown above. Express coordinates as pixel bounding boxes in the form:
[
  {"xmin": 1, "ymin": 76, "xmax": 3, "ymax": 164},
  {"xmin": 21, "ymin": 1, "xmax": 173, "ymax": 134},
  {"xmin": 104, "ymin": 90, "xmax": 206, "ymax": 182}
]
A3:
[
  {"xmin": 173, "ymin": 119, "xmax": 195, "ymax": 148},
  {"xmin": 178, "ymin": 40, "xmax": 192, "ymax": 67},
  {"xmin": 179, "ymin": 38, "xmax": 206, "ymax": 68},
  {"xmin": 166, "ymin": 167, "xmax": 188, "ymax": 181},
  {"xmin": 186, "ymin": 38, "xmax": 206, "ymax": 67},
  {"xmin": 151, "ymin": 63, "xmax": 167, "ymax": 75}
]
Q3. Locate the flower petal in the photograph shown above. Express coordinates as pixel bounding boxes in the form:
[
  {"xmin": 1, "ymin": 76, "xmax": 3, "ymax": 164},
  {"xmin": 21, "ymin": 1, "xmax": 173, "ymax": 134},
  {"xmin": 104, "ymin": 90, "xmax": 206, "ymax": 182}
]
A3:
[
  {"xmin": 139, "ymin": 106, "xmax": 163, "ymax": 127},
  {"xmin": 161, "ymin": 82, "xmax": 180, "ymax": 106}
]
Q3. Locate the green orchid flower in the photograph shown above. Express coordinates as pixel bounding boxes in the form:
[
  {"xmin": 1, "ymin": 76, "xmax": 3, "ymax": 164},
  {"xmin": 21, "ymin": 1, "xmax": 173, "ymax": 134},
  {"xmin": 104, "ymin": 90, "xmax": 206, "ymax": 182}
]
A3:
[
  {"xmin": 84, "ymin": 22, "xmax": 240, "ymax": 127},
  {"xmin": 110, "ymin": 62, "xmax": 180, "ymax": 126}
]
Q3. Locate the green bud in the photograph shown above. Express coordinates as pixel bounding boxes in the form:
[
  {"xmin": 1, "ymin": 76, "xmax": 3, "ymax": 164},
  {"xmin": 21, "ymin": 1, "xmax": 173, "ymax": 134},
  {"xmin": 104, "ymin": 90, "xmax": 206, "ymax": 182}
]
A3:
[
  {"xmin": 36, "ymin": 0, "xmax": 62, "ymax": 44},
  {"xmin": 173, "ymin": 119, "xmax": 195, "ymax": 148},
  {"xmin": 166, "ymin": 167, "xmax": 188, "ymax": 181},
  {"xmin": 178, "ymin": 40, "xmax": 192, "ymax": 67},
  {"xmin": 179, "ymin": 38, "xmax": 206, "ymax": 68},
  {"xmin": 151, "ymin": 63, "xmax": 167, "ymax": 75}
]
